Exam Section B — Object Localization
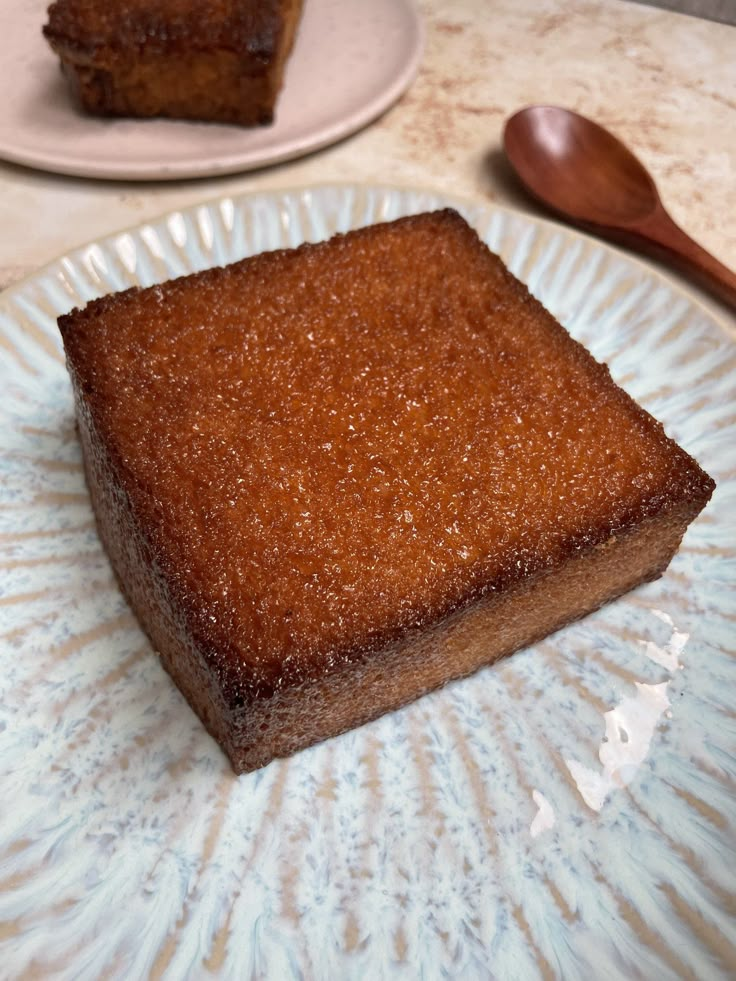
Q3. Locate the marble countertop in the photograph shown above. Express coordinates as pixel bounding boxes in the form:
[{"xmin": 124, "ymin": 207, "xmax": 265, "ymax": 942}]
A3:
[{"xmin": 2, "ymin": 0, "xmax": 735, "ymax": 331}]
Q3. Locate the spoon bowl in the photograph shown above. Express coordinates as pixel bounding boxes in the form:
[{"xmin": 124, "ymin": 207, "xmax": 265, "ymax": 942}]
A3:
[{"xmin": 503, "ymin": 105, "xmax": 736, "ymax": 309}]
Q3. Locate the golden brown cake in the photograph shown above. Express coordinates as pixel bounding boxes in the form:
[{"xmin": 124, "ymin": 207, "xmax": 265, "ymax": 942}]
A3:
[
  {"xmin": 43, "ymin": 0, "xmax": 304, "ymax": 125},
  {"xmin": 57, "ymin": 210, "xmax": 715, "ymax": 774}
]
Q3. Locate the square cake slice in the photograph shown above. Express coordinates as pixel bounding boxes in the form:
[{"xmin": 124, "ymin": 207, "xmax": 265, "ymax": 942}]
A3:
[
  {"xmin": 43, "ymin": 0, "xmax": 304, "ymax": 125},
  {"xmin": 58, "ymin": 210, "xmax": 715, "ymax": 773}
]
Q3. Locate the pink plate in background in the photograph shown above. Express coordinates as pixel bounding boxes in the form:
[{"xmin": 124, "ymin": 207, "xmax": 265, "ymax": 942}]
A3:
[{"xmin": 0, "ymin": 0, "xmax": 423, "ymax": 181}]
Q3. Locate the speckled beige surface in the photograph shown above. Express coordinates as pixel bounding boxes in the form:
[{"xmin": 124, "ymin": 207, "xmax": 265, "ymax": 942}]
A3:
[{"xmin": 1, "ymin": 0, "xmax": 734, "ymax": 329}]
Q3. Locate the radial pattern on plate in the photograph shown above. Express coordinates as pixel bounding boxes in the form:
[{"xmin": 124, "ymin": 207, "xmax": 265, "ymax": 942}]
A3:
[{"xmin": 1, "ymin": 186, "xmax": 735, "ymax": 980}]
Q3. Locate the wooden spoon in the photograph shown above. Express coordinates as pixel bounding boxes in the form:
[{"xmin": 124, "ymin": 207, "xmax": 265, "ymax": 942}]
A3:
[{"xmin": 503, "ymin": 105, "xmax": 736, "ymax": 309}]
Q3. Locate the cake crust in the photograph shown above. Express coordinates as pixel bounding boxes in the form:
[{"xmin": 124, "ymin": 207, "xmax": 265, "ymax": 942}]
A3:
[
  {"xmin": 43, "ymin": 0, "xmax": 304, "ymax": 125},
  {"xmin": 58, "ymin": 210, "xmax": 715, "ymax": 772}
]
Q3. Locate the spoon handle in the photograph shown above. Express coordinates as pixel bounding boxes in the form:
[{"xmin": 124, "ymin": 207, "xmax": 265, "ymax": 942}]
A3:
[{"xmin": 631, "ymin": 206, "xmax": 736, "ymax": 310}]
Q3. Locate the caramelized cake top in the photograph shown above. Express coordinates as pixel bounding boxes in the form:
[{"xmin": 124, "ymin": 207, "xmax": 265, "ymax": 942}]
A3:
[
  {"xmin": 59, "ymin": 210, "xmax": 713, "ymax": 698},
  {"xmin": 44, "ymin": 0, "xmax": 293, "ymax": 58}
]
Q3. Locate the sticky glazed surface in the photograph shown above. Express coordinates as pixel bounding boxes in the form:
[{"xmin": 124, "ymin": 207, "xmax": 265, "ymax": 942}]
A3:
[{"xmin": 59, "ymin": 210, "xmax": 714, "ymax": 711}]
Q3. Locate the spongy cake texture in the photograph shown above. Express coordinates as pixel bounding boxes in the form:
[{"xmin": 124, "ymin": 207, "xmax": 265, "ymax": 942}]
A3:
[{"xmin": 58, "ymin": 210, "xmax": 715, "ymax": 773}]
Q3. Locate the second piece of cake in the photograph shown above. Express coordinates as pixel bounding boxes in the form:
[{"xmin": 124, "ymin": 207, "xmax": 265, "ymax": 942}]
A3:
[
  {"xmin": 43, "ymin": 0, "xmax": 304, "ymax": 125},
  {"xmin": 58, "ymin": 210, "xmax": 715, "ymax": 773}
]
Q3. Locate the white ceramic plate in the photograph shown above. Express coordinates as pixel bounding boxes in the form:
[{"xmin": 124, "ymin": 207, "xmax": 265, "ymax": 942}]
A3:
[
  {"xmin": 1, "ymin": 185, "xmax": 735, "ymax": 980},
  {"xmin": 0, "ymin": 0, "xmax": 423, "ymax": 180}
]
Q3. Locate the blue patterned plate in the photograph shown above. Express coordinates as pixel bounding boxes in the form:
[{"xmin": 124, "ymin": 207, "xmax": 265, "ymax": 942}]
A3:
[{"xmin": 1, "ymin": 185, "xmax": 734, "ymax": 979}]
